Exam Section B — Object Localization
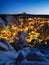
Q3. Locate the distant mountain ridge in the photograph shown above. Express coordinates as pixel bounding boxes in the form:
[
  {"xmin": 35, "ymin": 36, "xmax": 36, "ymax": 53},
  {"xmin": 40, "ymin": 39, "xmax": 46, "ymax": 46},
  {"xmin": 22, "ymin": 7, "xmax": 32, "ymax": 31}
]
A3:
[{"xmin": 0, "ymin": 13, "xmax": 49, "ymax": 18}]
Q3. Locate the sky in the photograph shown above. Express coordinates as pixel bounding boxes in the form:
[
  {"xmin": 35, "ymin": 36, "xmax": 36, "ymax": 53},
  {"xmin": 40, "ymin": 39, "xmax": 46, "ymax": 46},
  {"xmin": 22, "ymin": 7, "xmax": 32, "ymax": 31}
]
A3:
[{"xmin": 0, "ymin": 0, "xmax": 49, "ymax": 14}]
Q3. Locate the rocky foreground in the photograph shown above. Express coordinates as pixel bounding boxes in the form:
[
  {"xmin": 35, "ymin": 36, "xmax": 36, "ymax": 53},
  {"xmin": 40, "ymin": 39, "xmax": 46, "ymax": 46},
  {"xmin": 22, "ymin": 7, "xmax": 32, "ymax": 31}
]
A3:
[{"xmin": 0, "ymin": 39, "xmax": 49, "ymax": 65}]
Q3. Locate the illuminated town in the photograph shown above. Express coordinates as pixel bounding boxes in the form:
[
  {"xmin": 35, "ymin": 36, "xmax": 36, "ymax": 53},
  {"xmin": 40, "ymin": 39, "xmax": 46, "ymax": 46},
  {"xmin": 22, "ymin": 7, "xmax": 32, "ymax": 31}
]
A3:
[{"xmin": 0, "ymin": 13, "xmax": 49, "ymax": 46}]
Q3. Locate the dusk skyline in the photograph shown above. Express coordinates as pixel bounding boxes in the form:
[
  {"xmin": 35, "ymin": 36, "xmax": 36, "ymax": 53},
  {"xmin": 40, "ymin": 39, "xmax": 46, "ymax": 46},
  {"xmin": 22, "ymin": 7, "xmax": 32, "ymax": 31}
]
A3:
[{"xmin": 0, "ymin": 0, "xmax": 49, "ymax": 14}]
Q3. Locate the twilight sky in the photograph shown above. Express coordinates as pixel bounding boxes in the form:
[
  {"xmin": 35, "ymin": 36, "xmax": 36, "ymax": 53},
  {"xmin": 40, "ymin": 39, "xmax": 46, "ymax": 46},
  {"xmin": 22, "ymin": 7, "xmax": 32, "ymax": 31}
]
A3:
[{"xmin": 0, "ymin": 0, "xmax": 49, "ymax": 14}]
